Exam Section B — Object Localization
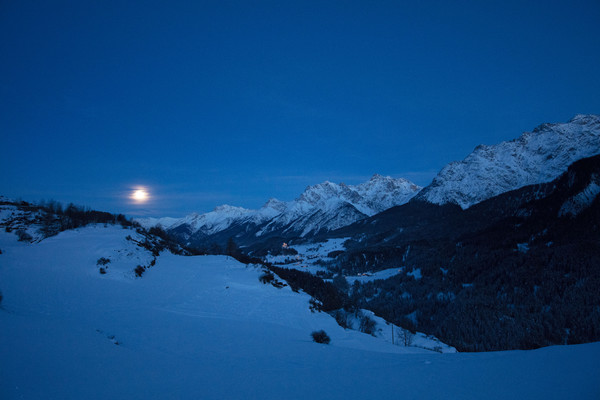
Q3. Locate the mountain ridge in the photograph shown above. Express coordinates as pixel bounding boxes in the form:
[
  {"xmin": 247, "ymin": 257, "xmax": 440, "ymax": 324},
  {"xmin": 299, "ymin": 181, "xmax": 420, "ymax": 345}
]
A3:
[
  {"xmin": 137, "ymin": 174, "xmax": 422, "ymax": 247},
  {"xmin": 414, "ymin": 114, "xmax": 600, "ymax": 208},
  {"xmin": 139, "ymin": 114, "xmax": 600, "ymax": 250}
]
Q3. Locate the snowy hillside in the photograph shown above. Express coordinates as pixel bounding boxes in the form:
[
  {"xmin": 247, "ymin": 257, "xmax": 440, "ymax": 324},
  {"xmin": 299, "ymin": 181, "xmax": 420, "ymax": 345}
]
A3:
[
  {"xmin": 1, "ymin": 225, "xmax": 599, "ymax": 399},
  {"xmin": 138, "ymin": 174, "xmax": 421, "ymax": 241},
  {"xmin": 415, "ymin": 114, "xmax": 600, "ymax": 208}
]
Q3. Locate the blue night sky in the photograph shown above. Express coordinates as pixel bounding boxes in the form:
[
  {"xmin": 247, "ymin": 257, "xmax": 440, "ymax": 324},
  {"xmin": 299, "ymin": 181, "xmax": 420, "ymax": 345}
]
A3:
[{"xmin": 1, "ymin": 0, "xmax": 599, "ymax": 217}]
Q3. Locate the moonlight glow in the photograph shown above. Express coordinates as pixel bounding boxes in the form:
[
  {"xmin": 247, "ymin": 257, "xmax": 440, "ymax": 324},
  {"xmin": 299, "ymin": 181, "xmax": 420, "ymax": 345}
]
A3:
[{"xmin": 130, "ymin": 188, "xmax": 150, "ymax": 204}]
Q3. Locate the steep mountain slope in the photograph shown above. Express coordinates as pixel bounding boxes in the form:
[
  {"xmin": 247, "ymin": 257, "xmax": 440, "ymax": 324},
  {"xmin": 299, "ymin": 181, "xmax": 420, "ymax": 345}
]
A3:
[
  {"xmin": 415, "ymin": 114, "xmax": 600, "ymax": 208},
  {"xmin": 139, "ymin": 174, "xmax": 421, "ymax": 249}
]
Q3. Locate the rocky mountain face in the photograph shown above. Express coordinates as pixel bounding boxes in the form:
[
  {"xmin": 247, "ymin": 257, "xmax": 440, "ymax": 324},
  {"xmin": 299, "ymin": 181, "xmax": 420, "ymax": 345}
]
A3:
[
  {"xmin": 137, "ymin": 174, "xmax": 422, "ymax": 249},
  {"xmin": 414, "ymin": 114, "xmax": 600, "ymax": 209}
]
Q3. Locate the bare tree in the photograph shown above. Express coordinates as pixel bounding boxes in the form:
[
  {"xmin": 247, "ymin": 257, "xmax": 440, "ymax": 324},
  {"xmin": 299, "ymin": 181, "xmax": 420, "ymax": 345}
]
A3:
[{"xmin": 397, "ymin": 328, "xmax": 415, "ymax": 346}]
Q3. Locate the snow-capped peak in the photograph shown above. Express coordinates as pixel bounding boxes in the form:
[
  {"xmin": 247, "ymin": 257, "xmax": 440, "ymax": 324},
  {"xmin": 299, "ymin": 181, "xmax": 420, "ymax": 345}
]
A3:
[
  {"xmin": 145, "ymin": 175, "xmax": 421, "ymax": 241},
  {"xmin": 297, "ymin": 181, "xmax": 358, "ymax": 209},
  {"xmin": 295, "ymin": 176, "xmax": 421, "ymax": 216},
  {"xmin": 415, "ymin": 114, "xmax": 600, "ymax": 209},
  {"xmin": 569, "ymin": 114, "xmax": 600, "ymax": 124},
  {"xmin": 160, "ymin": 204, "xmax": 254, "ymax": 235},
  {"xmin": 261, "ymin": 198, "xmax": 287, "ymax": 212},
  {"xmin": 353, "ymin": 175, "xmax": 422, "ymax": 214}
]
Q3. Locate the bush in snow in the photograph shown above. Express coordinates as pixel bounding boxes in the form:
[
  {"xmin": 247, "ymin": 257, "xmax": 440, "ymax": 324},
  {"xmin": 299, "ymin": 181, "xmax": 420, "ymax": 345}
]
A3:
[
  {"xmin": 16, "ymin": 229, "xmax": 32, "ymax": 242},
  {"xmin": 134, "ymin": 265, "xmax": 145, "ymax": 277},
  {"xmin": 97, "ymin": 257, "xmax": 110, "ymax": 274},
  {"xmin": 259, "ymin": 271, "xmax": 275, "ymax": 284},
  {"xmin": 259, "ymin": 271, "xmax": 286, "ymax": 288},
  {"xmin": 96, "ymin": 257, "xmax": 111, "ymax": 266},
  {"xmin": 309, "ymin": 298, "xmax": 323, "ymax": 313},
  {"xmin": 311, "ymin": 330, "xmax": 331, "ymax": 344},
  {"xmin": 358, "ymin": 312, "xmax": 376, "ymax": 336}
]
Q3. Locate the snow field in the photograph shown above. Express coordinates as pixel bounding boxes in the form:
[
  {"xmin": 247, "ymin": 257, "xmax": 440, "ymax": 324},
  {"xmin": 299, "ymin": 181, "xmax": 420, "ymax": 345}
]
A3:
[{"xmin": 1, "ymin": 226, "xmax": 599, "ymax": 399}]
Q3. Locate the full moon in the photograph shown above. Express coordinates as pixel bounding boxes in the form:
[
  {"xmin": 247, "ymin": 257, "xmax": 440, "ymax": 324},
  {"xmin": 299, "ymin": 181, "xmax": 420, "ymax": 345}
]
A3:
[{"xmin": 130, "ymin": 188, "xmax": 150, "ymax": 204}]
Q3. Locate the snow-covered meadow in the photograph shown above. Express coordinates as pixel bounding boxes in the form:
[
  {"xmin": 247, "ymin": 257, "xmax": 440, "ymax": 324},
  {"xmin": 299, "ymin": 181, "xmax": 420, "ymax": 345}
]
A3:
[{"xmin": 0, "ymin": 225, "xmax": 598, "ymax": 399}]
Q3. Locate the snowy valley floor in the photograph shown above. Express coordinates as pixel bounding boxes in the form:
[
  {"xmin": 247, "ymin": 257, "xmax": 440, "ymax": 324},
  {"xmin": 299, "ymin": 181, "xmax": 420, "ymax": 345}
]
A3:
[{"xmin": 0, "ymin": 226, "xmax": 599, "ymax": 399}]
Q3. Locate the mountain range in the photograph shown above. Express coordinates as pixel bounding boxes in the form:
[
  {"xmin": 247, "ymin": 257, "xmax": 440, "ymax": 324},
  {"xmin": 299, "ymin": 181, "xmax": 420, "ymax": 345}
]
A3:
[
  {"xmin": 139, "ymin": 174, "xmax": 421, "ymax": 249},
  {"xmin": 140, "ymin": 114, "xmax": 600, "ymax": 251}
]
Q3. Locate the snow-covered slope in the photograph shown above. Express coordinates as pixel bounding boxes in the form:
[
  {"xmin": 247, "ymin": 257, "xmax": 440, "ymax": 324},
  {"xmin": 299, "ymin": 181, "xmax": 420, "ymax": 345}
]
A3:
[
  {"xmin": 1, "ymin": 225, "xmax": 598, "ymax": 399},
  {"xmin": 415, "ymin": 114, "xmax": 600, "ymax": 209},
  {"xmin": 139, "ymin": 174, "xmax": 421, "ymax": 240}
]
